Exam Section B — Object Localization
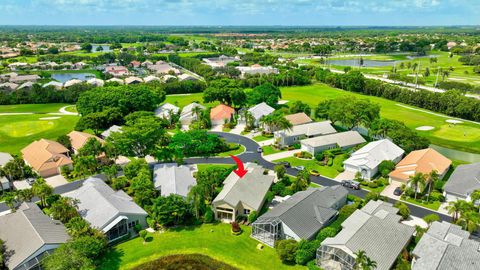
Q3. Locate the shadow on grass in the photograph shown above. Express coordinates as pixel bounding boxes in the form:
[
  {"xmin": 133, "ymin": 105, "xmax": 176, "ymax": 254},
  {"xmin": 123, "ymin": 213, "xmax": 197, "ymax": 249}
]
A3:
[
  {"xmin": 97, "ymin": 248, "xmax": 124, "ymax": 270},
  {"xmin": 145, "ymin": 236, "xmax": 154, "ymax": 242}
]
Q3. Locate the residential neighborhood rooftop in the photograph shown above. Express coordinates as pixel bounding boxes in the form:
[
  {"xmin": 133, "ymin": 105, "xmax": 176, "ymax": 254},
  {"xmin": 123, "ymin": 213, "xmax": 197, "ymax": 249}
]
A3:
[
  {"xmin": 285, "ymin": 112, "xmax": 313, "ymax": 126},
  {"xmin": 153, "ymin": 163, "xmax": 197, "ymax": 197},
  {"xmin": 443, "ymin": 163, "xmax": 480, "ymax": 199}
]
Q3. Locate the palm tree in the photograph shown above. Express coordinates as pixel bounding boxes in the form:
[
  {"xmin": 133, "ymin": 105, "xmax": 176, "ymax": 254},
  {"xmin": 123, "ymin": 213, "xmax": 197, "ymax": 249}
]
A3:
[
  {"xmin": 187, "ymin": 185, "xmax": 204, "ymax": 219},
  {"xmin": 457, "ymin": 211, "xmax": 480, "ymax": 233},
  {"xmin": 447, "ymin": 200, "xmax": 468, "ymax": 222},
  {"xmin": 470, "ymin": 189, "xmax": 480, "ymax": 213},
  {"xmin": 354, "ymin": 250, "xmax": 377, "ymax": 270},
  {"xmin": 426, "ymin": 170, "xmax": 439, "ymax": 202},
  {"xmin": 32, "ymin": 178, "xmax": 53, "ymax": 207},
  {"xmin": 409, "ymin": 172, "xmax": 426, "ymax": 200},
  {"xmin": 191, "ymin": 106, "xmax": 203, "ymax": 121}
]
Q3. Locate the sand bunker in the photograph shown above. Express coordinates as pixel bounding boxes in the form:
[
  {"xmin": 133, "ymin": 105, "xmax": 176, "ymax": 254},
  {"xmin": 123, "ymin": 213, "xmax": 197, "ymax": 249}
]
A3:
[
  {"xmin": 39, "ymin": 117, "xmax": 60, "ymax": 120},
  {"xmin": 277, "ymin": 100, "xmax": 289, "ymax": 105},
  {"xmin": 446, "ymin": 119, "xmax": 463, "ymax": 124},
  {"xmin": 416, "ymin": 126, "xmax": 434, "ymax": 131}
]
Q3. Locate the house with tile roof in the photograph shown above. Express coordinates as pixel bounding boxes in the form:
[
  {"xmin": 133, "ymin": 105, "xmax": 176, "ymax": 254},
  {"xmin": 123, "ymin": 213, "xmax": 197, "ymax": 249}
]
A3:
[
  {"xmin": 210, "ymin": 104, "xmax": 235, "ymax": 126},
  {"xmin": 64, "ymin": 177, "xmax": 148, "ymax": 242},
  {"xmin": 343, "ymin": 139, "xmax": 404, "ymax": 180},
  {"xmin": 0, "ymin": 202, "xmax": 69, "ymax": 270},
  {"xmin": 412, "ymin": 221, "xmax": 480, "ymax": 270},
  {"xmin": 285, "ymin": 112, "xmax": 313, "ymax": 126},
  {"xmin": 300, "ymin": 130, "xmax": 366, "ymax": 155},
  {"xmin": 153, "ymin": 163, "xmax": 197, "ymax": 198},
  {"xmin": 443, "ymin": 162, "xmax": 480, "ymax": 202},
  {"xmin": 388, "ymin": 148, "xmax": 451, "ymax": 185},
  {"xmin": 317, "ymin": 200, "xmax": 415, "ymax": 270},
  {"xmin": 213, "ymin": 163, "xmax": 275, "ymax": 222},
  {"xmin": 275, "ymin": 121, "xmax": 337, "ymax": 146},
  {"xmin": 21, "ymin": 139, "xmax": 73, "ymax": 177},
  {"xmin": 252, "ymin": 186, "xmax": 348, "ymax": 247},
  {"xmin": 68, "ymin": 131, "xmax": 104, "ymax": 154}
]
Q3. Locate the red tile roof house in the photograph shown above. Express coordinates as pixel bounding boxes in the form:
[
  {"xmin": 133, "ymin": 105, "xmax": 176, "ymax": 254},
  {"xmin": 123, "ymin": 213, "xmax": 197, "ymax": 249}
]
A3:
[
  {"xmin": 210, "ymin": 104, "xmax": 235, "ymax": 126},
  {"xmin": 129, "ymin": 61, "xmax": 141, "ymax": 68},
  {"xmin": 21, "ymin": 139, "xmax": 73, "ymax": 178},
  {"xmin": 104, "ymin": 66, "xmax": 129, "ymax": 77}
]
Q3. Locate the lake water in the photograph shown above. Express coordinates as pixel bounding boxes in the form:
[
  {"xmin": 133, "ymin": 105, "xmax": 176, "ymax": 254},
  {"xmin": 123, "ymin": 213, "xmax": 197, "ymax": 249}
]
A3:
[
  {"xmin": 51, "ymin": 73, "xmax": 96, "ymax": 83},
  {"xmin": 92, "ymin": 44, "xmax": 112, "ymax": 52},
  {"xmin": 326, "ymin": 59, "xmax": 397, "ymax": 67},
  {"xmin": 430, "ymin": 145, "xmax": 480, "ymax": 163}
]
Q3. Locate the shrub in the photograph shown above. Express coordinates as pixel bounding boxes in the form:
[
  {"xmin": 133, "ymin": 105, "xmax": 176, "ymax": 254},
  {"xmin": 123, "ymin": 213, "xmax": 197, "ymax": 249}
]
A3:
[
  {"xmin": 295, "ymin": 240, "xmax": 320, "ymax": 265},
  {"xmin": 231, "ymin": 222, "xmax": 242, "ymax": 235},
  {"xmin": 338, "ymin": 204, "xmax": 359, "ymax": 219},
  {"xmin": 307, "ymin": 259, "xmax": 322, "ymax": 270},
  {"xmin": 204, "ymin": 207, "xmax": 214, "ymax": 223},
  {"xmin": 248, "ymin": 211, "xmax": 258, "ymax": 223},
  {"xmin": 315, "ymin": 153, "xmax": 324, "ymax": 161},
  {"xmin": 292, "ymin": 143, "xmax": 301, "ymax": 149},
  {"xmin": 139, "ymin": 230, "xmax": 148, "ymax": 242},
  {"xmin": 134, "ymin": 224, "xmax": 142, "ymax": 233},
  {"xmin": 394, "ymin": 202, "xmax": 410, "ymax": 220},
  {"xmin": 423, "ymin": 213, "xmax": 440, "ymax": 225},
  {"xmin": 427, "ymin": 191, "xmax": 445, "ymax": 202},
  {"xmin": 367, "ymin": 181, "xmax": 379, "ymax": 188},
  {"xmin": 295, "ymin": 151, "xmax": 313, "ymax": 159},
  {"xmin": 316, "ymin": 227, "xmax": 338, "ymax": 242},
  {"xmin": 378, "ymin": 160, "xmax": 396, "ymax": 177},
  {"xmin": 275, "ymin": 239, "xmax": 298, "ymax": 263}
]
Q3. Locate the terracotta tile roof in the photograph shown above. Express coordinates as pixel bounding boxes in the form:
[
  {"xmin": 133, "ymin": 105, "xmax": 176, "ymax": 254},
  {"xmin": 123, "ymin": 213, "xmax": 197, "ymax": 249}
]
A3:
[
  {"xmin": 389, "ymin": 148, "xmax": 451, "ymax": 182},
  {"xmin": 68, "ymin": 131, "xmax": 104, "ymax": 151},
  {"xmin": 21, "ymin": 139, "xmax": 72, "ymax": 173},
  {"xmin": 210, "ymin": 104, "xmax": 234, "ymax": 121},
  {"xmin": 285, "ymin": 112, "xmax": 313, "ymax": 126}
]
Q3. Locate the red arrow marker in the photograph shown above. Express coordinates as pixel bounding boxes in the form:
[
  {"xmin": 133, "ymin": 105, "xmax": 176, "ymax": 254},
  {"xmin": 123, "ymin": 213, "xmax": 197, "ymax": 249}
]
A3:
[{"xmin": 229, "ymin": 155, "xmax": 248, "ymax": 178}]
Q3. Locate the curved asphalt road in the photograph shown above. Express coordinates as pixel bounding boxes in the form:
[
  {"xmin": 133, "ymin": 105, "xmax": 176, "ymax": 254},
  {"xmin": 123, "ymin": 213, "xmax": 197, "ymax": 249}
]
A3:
[
  {"xmin": 0, "ymin": 132, "xmax": 451, "ymax": 222},
  {"xmin": 186, "ymin": 132, "xmax": 452, "ymax": 222}
]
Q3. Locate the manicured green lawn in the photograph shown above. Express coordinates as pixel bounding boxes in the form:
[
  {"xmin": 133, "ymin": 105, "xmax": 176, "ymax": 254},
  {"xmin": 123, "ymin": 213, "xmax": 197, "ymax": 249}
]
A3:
[
  {"xmin": 401, "ymin": 197, "xmax": 442, "ymax": 211},
  {"xmin": 262, "ymin": 145, "xmax": 287, "ymax": 155},
  {"xmin": 0, "ymin": 104, "xmax": 79, "ymax": 154},
  {"xmin": 97, "ymin": 224, "xmax": 305, "ymax": 270},
  {"xmin": 196, "ymin": 164, "xmax": 236, "ymax": 172},
  {"xmin": 0, "ymin": 103, "xmax": 69, "ymax": 114},
  {"xmin": 281, "ymin": 84, "xmax": 480, "ymax": 154},
  {"xmin": 252, "ymin": 134, "xmax": 273, "ymax": 142},
  {"xmin": 274, "ymin": 155, "xmax": 346, "ymax": 179},
  {"xmin": 360, "ymin": 183, "xmax": 386, "ymax": 193},
  {"xmin": 216, "ymin": 144, "xmax": 246, "ymax": 157},
  {"xmin": 164, "ymin": 93, "xmax": 217, "ymax": 109}
]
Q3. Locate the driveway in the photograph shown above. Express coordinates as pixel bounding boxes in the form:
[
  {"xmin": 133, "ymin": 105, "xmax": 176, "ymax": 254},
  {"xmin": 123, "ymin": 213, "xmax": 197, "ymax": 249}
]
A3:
[
  {"xmin": 381, "ymin": 181, "xmax": 402, "ymax": 200},
  {"xmin": 263, "ymin": 149, "xmax": 301, "ymax": 162},
  {"xmin": 334, "ymin": 171, "xmax": 355, "ymax": 182},
  {"xmin": 230, "ymin": 124, "xmax": 246, "ymax": 135},
  {"xmin": 45, "ymin": 175, "xmax": 69, "ymax": 188}
]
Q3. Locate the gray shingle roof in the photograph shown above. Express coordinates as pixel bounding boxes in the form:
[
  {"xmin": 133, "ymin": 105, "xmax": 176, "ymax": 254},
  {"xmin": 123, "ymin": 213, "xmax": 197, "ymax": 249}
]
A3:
[
  {"xmin": 321, "ymin": 201, "xmax": 415, "ymax": 270},
  {"xmin": 276, "ymin": 121, "xmax": 336, "ymax": 137},
  {"xmin": 443, "ymin": 163, "xmax": 480, "ymax": 198},
  {"xmin": 153, "ymin": 163, "xmax": 197, "ymax": 197},
  {"xmin": 247, "ymin": 102, "xmax": 275, "ymax": 120},
  {"xmin": 256, "ymin": 186, "xmax": 348, "ymax": 240},
  {"xmin": 0, "ymin": 202, "xmax": 69, "ymax": 269},
  {"xmin": 64, "ymin": 177, "xmax": 147, "ymax": 231},
  {"xmin": 412, "ymin": 221, "xmax": 480, "ymax": 270},
  {"xmin": 301, "ymin": 131, "xmax": 366, "ymax": 148},
  {"xmin": 213, "ymin": 163, "xmax": 274, "ymax": 211}
]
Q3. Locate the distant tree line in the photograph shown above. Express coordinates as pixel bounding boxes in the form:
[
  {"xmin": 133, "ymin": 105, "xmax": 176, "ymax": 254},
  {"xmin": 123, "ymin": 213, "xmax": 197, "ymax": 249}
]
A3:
[
  {"xmin": 316, "ymin": 69, "xmax": 480, "ymax": 122},
  {"xmin": 0, "ymin": 83, "xmax": 95, "ymax": 105}
]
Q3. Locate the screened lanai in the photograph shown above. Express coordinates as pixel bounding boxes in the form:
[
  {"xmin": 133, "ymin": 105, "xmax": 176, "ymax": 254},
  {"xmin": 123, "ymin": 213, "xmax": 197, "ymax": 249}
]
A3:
[
  {"xmin": 251, "ymin": 217, "xmax": 282, "ymax": 247},
  {"xmin": 316, "ymin": 245, "xmax": 356, "ymax": 270}
]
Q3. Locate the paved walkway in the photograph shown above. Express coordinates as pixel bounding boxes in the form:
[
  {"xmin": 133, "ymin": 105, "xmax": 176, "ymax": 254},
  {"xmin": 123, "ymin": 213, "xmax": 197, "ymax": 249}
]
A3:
[
  {"xmin": 58, "ymin": 105, "xmax": 78, "ymax": 115},
  {"xmin": 230, "ymin": 124, "xmax": 246, "ymax": 135},
  {"xmin": 263, "ymin": 149, "xmax": 301, "ymax": 161}
]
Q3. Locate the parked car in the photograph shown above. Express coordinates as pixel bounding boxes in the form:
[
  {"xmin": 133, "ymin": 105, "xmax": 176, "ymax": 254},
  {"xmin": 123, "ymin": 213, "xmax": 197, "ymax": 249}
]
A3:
[
  {"xmin": 310, "ymin": 170, "xmax": 320, "ymax": 176},
  {"xmin": 294, "ymin": 166, "xmax": 305, "ymax": 171},
  {"xmin": 257, "ymin": 147, "xmax": 263, "ymax": 153},
  {"xmin": 277, "ymin": 161, "xmax": 291, "ymax": 168},
  {"xmin": 26, "ymin": 178, "xmax": 36, "ymax": 185},
  {"xmin": 393, "ymin": 187, "xmax": 404, "ymax": 196},
  {"xmin": 341, "ymin": 180, "xmax": 360, "ymax": 190}
]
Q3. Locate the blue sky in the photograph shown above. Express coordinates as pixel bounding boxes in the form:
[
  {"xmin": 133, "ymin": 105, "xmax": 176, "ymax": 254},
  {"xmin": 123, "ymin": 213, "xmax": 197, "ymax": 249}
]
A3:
[{"xmin": 0, "ymin": 0, "xmax": 479, "ymax": 26}]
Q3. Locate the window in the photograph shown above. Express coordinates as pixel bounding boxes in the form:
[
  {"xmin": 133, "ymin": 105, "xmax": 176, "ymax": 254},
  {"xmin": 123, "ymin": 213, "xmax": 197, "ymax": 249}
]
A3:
[{"xmin": 244, "ymin": 209, "xmax": 251, "ymax": 215}]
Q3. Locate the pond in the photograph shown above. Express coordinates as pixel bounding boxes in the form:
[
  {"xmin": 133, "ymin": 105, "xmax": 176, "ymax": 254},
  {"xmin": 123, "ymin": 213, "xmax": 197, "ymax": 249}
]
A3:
[
  {"xmin": 92, "ymin": 44, "xmax": 112, "ymax": 52},
  {"xmin": 51, "ymin": 73, "xmax": 96, "ymax": 83},
  {"xmin": 430, "ymin": 144, "xmax": 480, "ymax": 163},
  {"xmin": 326, "ymin": 59, "xmax": 398, "ymax": 67}
]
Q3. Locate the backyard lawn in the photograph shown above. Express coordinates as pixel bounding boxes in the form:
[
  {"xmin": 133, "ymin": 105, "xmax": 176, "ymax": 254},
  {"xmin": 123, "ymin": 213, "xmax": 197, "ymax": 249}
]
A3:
[
  {"xmin": 97, "ymin": 223, "xmax": 305, "ymax": 270},
  {"xmin": 274, "ymin": 155, "xmax": 346, "ymax": 179},
  {"xmin": 281, "ymin": 84, "xmax": 480, "ymax": 154},
  {"xmin": 0, "ymin": 103, "xmax": 79, "ymax": 154}
]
